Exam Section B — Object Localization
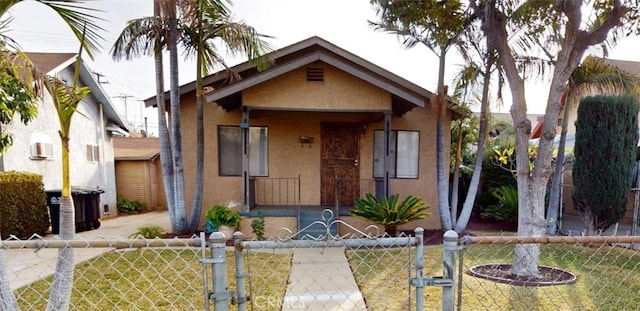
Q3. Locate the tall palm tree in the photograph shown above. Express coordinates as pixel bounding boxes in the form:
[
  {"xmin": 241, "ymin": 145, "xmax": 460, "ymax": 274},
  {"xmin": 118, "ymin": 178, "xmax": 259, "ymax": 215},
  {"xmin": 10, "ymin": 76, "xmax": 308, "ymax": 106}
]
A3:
[
  {"xmin": 545, "ymin": 56, "xmax": 639, "ymax": 234},
  {"xmin": 179, "ymin": 0, "xmax": 272, "ymax": 232},
  {"xmin": 111, "ymin": 0, "xmax": 179, "ymax": 232},
  {"xmin": 112, "ymin": 0, "xmax": 272, "ymax": 234},
  {"xmin": 370, "ymin": 0, "xmax": 472, "ymax": 232}
]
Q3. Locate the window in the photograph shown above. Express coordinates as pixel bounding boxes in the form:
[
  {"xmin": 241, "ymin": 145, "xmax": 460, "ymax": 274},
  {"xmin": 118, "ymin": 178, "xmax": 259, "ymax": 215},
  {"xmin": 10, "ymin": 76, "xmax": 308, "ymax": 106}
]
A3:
[
  {"xmin": 86, "ymin": 144, "xmax": 99, "ymax": 162},
  {"xmin": 218, "ymin": 126, "xmax": 268, "ymax": 176},
  {"xmin": 373, "ymin": 130, "xmax": 419, "ymax": 179}
]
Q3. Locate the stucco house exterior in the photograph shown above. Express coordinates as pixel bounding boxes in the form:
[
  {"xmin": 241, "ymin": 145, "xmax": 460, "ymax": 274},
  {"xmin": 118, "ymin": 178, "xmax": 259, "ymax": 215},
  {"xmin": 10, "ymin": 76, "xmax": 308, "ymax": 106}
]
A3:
[
  {"xmin": 145, "ymin": 36, "xmax": 454, "ymax": 232},
  {"xmin": 113, "ymin": 136, "xmax": 166, "ymax": 210},
  {"xmin": 0, "ymin": 53, "xmax": 128, "ymax": 219}
]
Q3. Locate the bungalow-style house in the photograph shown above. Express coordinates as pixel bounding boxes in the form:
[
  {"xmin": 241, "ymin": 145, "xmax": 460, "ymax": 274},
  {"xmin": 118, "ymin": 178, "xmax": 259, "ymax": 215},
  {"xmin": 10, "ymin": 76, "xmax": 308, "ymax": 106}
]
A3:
[
  {"xmin": 530, "ymin": 56, "xmax": 640, "ymax": 228},
  {"xmin": 113, "ymin": 136, "xmax": 166, "ymax": 210},
  {"xmin": 0, "ymin": 53, "xmax": 128, "ymax": 219},
  {"xmin": 145, "ymin": 36, "xmax": 454, "ymax": 233}
]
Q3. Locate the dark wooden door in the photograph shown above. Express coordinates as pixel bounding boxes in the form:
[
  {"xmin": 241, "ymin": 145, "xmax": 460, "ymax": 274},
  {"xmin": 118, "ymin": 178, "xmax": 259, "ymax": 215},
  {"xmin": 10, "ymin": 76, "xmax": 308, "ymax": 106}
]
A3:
[{"xmin": 321, "ymin": 123, "xmax": 360, "ymax": 206}]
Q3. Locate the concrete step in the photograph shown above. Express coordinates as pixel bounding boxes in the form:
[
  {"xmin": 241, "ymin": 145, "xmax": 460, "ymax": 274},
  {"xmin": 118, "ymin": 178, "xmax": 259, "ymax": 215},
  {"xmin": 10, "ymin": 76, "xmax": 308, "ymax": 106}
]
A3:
[{"xmin": 298, "ymin": 210, "xmax": 338, "ymax": 239}]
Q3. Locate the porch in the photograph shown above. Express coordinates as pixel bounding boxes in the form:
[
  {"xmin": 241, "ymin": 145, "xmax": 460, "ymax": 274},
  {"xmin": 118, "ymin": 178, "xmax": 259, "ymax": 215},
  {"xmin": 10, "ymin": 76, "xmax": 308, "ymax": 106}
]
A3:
[{"xmin": 240, "ymin": 176, "xmax": 382, "ymax": 237}]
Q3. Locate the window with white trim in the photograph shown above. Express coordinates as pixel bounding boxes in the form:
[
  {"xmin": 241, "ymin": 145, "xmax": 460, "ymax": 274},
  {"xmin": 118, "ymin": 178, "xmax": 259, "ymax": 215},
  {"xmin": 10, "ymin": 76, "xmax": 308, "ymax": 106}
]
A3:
[
  {"xmin": 218, "ymin": 126, "xmax": 268, "ymax": 176},
  {"xmin": 373, "ymin": 130, "xmax": 419, "ymax": 179},
  {"xmin": 86, "ymin": 144, "xmax": 99, "ymax": 162}
]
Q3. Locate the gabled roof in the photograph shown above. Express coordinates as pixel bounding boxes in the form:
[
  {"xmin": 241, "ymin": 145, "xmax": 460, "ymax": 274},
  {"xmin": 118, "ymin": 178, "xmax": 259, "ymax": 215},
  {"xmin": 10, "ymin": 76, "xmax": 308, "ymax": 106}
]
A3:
[
  {"xmin": 26, "ymin": 52, "xmax": 129, "ymax": 133},
  {"xmin": 24, "ymin": 52, "xmax": 76, "ymax": 74},
  {"xmin": 145, "ymin": 36, "xmax": 442, "ymax": 116},
  {"xmin": 113, "ymin": 137, "xmax": 159, "ymax": 160}
]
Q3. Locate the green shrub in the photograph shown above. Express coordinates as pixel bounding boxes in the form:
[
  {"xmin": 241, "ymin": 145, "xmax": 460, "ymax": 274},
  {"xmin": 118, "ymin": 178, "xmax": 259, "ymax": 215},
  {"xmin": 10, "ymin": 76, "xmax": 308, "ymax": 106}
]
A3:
[
  {"xmin": 481, "ymin": 186, "xmax": 518, "ymax": 223},
  {"xmin": 206, "ymin": 204, "xmax": 240, "ymax": 229},
  {"xmin": 129, "ymin": 225, "xmax": 164, "ymax": 239},
  {"xmin": 350, "ymin": 193, "xmax": 430, "ymax": 236},
  {"xmin": 573, "ymin": 95, "xmax": 639, "ymax": 232},
  {"xmin": 117, "ymin": 196, "xmax": 145, "ymax": 214},
  {"xmin": 0, "ymin": 171, "xmax": 50, "ymax": 239},
  {"xmin": 250, "ymin": 213, "xmax": 266, "ymax": 240}
]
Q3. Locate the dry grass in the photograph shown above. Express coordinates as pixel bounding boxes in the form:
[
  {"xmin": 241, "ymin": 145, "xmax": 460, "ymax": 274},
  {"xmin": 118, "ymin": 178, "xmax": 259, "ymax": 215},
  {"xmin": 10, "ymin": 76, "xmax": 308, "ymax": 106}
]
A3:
[
  {"xmin": 347, "ymin": 239, "xmax": 640, "ymax": 310},
  {"xmin": 14, "ymin": 248, "xmax": 291, "ymax": 310}
]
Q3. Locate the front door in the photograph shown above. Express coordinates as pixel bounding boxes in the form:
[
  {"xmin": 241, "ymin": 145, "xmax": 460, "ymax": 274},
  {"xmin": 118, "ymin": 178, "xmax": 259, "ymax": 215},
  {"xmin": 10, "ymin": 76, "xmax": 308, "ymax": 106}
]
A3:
[{"xmin": 321, "ymin": 123, "xmax": 360, "ymax": 206}]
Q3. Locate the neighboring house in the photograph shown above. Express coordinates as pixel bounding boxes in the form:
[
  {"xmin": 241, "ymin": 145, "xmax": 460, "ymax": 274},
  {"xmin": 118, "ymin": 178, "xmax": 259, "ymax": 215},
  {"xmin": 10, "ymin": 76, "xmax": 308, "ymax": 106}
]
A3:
[
  {"xmin": 113, "ymin": 136, "xmax": 166, "ymax": 210},
  {"xmin": 530, "ymin": 56, "xmax": 640, "ymax": 227},
  {"xmin": 0, "ymin": 53, "xmax": 128, "ymax": 219},
  {"xmin": 145, "ymin": 36, "xmax": 455, "ymax": 231}
]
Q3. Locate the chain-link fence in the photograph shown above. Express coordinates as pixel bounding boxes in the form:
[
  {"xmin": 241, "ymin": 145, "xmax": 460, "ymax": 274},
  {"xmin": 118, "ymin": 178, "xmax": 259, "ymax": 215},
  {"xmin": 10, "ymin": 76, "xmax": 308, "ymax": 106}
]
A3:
[
  {"xmin": 1, "ymin": 211, "xmax": 436, "ymax": 311},
  {"xmin": 10, "ymin": 217, "xmax": 638, "ymax": 310},
  {"xmin": 2, "ymin": 236, "xmax": 202, "ymax": 310},
  {"xmin": 459, "ymin": 235, "xmax": 640, "ymax": 311},
  {"xmin": 207, "ymin": 210, "xmax": 422, "ymax": 311}
]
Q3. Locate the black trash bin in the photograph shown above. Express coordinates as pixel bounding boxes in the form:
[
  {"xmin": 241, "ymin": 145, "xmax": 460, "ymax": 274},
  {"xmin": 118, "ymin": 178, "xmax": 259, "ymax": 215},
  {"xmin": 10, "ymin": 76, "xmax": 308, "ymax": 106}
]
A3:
[{"xmin": 46, "ymin": 187, "xmax": 105, "ymax": 234}]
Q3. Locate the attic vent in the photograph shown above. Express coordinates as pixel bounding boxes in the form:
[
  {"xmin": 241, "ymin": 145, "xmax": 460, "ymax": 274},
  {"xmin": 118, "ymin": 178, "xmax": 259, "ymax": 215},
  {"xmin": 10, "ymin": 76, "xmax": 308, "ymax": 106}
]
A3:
[{"xmin": 306, "ymin": 67, "xmax": 324, "ymax": 82}]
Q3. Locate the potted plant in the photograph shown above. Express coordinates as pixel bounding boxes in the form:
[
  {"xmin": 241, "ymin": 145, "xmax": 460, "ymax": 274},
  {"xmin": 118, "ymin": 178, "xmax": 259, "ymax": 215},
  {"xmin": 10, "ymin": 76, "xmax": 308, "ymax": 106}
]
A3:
[{"xmin": 205, "ymin": 204, "xmax": 240, "ymax": 240}]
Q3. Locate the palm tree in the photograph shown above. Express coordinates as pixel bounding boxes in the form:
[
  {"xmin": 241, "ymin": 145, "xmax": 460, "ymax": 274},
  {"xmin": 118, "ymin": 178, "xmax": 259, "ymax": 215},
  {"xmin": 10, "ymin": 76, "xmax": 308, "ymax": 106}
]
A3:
[
  {"xmin": 44, "ymin": 53, "xmax": 91, "ymax": 311},
  {"xmin": 545, "ymin": 56, "xmax": 639, "ymax": 234},
  {"xmin": 0, "ymin": 2, "xmax": 102, "ymax": 310},
  {"xmin": 179, "ymin": 0, "xmax": 272, "ymax": 232},
  {"xmin": 112, "ymin": 0, "xmax": 180, "ymax": 232},
  {"xmin": 370, "ymin": 0, "xmax": 472, "ymax": 232},
  {"xmin": 112, "ymin": 0, "xmax": 271, "ymax": 234}
]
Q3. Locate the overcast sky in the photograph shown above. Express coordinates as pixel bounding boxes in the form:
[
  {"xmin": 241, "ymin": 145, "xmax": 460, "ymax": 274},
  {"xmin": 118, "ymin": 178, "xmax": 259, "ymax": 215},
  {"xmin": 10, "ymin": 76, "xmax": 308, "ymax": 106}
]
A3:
[{"xmin": 7, "ymin": 0, "xmax": 640, "ymax": 134}]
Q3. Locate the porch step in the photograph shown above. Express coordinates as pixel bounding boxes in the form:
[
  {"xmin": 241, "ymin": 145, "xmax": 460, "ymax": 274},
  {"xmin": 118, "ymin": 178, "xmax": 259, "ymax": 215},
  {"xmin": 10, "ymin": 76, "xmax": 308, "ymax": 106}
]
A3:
[{"xmin": 298, "ymin": 209, "xmax": 338, "ymax": 239}]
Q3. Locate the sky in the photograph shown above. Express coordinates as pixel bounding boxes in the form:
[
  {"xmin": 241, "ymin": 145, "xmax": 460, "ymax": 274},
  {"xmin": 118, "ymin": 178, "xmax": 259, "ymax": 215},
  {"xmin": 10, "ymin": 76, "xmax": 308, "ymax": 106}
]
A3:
[{"xmin": 6, "ymin": 0, "xmax": 640, "ymax": 136}]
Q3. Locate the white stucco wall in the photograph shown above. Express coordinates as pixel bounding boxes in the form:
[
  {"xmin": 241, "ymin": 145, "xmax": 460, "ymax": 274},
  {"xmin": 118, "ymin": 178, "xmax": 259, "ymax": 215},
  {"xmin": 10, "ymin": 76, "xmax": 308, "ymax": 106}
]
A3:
[{"xmin": 2, "ymin": 67, "xmax": 120, "ymax": 218}]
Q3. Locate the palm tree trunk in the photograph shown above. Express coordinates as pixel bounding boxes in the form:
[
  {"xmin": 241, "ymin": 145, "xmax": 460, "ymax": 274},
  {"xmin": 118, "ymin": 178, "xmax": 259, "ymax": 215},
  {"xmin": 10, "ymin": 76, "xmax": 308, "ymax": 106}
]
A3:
[
  {"xmin": 0, "ymin": 251, "xmax": 19, "ymax": 310},
  {"xmin": 188, "ymin": 3, "xmax": 205, "ymax": 232},
  {"xmin": 153, "ymin": 0, "xmax": 177, "ymax": 232},
  {"xmin": 450, "ymin": 124, "xmax": 463, "ymax": 224},
  {"xmin": 545, "ymin": 92, "xmax": 570, "ymax": 235},
  {"xmin": 46, "ymin": 140, "xmax": 74, "ymax": 311},
  {"xmin": 436, "ymin": 45, "xmax": 453, "ymax": 231},
  {"xmin": 167, "ymin": 0, "xmax": 188, "ymax": 234},
  {"xmin": 455, "ymin": 57, "xmax": 494, "ymax": 233}
]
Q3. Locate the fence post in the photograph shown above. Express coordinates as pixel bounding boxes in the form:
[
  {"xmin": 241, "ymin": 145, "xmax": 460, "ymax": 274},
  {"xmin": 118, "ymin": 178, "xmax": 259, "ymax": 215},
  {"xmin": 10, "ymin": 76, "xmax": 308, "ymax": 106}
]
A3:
[
  {"xmin": 443, "ymin": 230, "xmax": 458, "ymax": 311},
  {"xmin": 414, "ymin": 227, "xmax": 424, "ymax": 311},
  {"xmin": 234, "ymin": 232, "xmax": 247, "ymax": 311},
  {"xmin": 209, "ymin": 232, "xmax": 229, "ymax": 311}
]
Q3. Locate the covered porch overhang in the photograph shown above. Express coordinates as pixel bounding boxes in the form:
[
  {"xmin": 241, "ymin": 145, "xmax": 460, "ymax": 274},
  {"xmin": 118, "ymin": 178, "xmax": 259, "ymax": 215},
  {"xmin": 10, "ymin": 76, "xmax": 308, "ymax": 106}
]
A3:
[{"xmin": 229, "ymin": 103, "xmax": 397, "ymax": 213}]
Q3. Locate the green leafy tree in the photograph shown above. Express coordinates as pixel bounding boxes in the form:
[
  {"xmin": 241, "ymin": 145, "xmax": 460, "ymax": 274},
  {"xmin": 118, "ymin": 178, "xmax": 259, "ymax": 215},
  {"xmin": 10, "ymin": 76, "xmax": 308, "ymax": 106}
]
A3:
[
  {"xmin": 470, "ymin": 0, "xmax": 638, "ymax": 278},
  {"xmin": 0, "ymin": 52, "xmax": 38, "ymax": 154},
  {"xmin": 572, "ymin": 95, "xmax": 639, "ymax": 235}
]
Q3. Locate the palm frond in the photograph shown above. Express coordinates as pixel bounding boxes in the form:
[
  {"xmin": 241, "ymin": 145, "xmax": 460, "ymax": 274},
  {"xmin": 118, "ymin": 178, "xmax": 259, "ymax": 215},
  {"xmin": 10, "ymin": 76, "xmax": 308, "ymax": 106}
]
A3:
[
  {"xmin": 112, "ymin": 16, "xmax": 166, "ymax": 60},
  {"xmin": 35, "ymin": 0, "xmax": 106, "ymax": 59}
]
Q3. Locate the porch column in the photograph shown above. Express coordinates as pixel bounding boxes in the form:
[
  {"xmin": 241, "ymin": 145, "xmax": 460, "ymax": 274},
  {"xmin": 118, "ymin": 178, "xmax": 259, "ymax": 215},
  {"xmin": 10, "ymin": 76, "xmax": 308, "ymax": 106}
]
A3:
[
  {"xmin": 241, "ymin": 106, "xmax": 250, "ymax": 212},
  {"xmin": 383, "ymin": 112, "xmax": 392, "ymax": 198}
]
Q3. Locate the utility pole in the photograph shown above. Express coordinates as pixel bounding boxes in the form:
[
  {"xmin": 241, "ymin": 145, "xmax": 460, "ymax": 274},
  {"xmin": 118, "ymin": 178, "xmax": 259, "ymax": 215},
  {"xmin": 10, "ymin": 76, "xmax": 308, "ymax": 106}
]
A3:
[{"xmin": 112, "ymin": 94, "xmax": 134, "ymax": 127}]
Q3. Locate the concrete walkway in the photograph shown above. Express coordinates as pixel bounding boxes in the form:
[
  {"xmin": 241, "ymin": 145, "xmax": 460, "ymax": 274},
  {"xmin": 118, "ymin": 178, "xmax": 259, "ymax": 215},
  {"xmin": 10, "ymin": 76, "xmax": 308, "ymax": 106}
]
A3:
[
  {"xmin": 283, "ymin": 247, "xmax": 366, "ymax": 311},
  {"xmin": 3, "ymin": 210, "xmax": 171, "ymax": 290}
]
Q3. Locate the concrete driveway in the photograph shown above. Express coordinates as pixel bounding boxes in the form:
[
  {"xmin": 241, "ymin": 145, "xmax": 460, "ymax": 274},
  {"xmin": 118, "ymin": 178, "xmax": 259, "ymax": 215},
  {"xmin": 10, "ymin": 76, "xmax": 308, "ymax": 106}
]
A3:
[{"xmin": 2, "ymin": 210, "xmax": 171, "ymax": 290}]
